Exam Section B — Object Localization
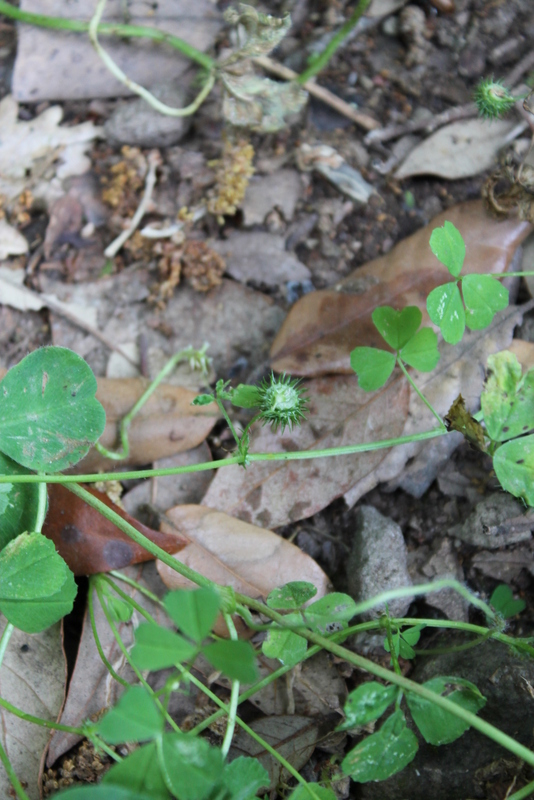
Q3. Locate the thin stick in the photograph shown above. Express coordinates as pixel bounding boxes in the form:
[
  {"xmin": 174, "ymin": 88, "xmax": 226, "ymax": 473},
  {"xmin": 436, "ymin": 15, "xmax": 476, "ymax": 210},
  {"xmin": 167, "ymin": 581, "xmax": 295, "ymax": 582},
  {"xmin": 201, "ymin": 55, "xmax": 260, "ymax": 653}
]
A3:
[
  {"xmin": 104, "ymin": 150, "xmax": 160, "ymax": 259},
  {"xmin": 253, "ymin": 54, "xmax": 379, "ymax": 131},
  {"xmin": 88, "ymin": 0, "xmax": 215, "ymax": 119}
]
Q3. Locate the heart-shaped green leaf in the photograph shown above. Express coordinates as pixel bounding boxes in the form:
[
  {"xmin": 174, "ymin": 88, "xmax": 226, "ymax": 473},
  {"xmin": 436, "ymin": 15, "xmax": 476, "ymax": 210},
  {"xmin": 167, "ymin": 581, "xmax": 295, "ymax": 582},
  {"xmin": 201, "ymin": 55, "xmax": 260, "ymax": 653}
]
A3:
[
  {"xmin": 342, "ymin": 709, "xmax": 418, "ymax": 782},
  {"xmin": 372, "ymin": 306, "xmax": 422, "ymax": 351},
  {"xmin": 427, "ymin": 283, "xmax": 465, "ymax": 344},
  {"xmin": 262, "ymin": 616, "xmax": 308, "ymax": 666},
  {"xmin": 266, "ymin": 581, "xmax": 317, "ymax": 610},
  {"xmin": 97, "ymin": 686, "xmax": 164, "ymax": 744},
  {"xmin": 350, "ymin": 347, "xmax": 396, "ymax": 391},
  {"xmin": 493, "ymin": 434, "xmax": 534, "ymax": 506},
  {"xmin": 164, "ymin": 588, "xmax": 220, "ymax": 643},
  {"xmin": 131, "ymin": 623, "xmax": 196, "ymax": 670},
  {"xmin": 0, "ymin": 347, "xmax": 106, "ymax": 472},
  {"xmin": 406, "ymin": 675, "xmax": 486, "ymax": 745},
  {"xmin": 489, "ymin": 584, "xmax": 525, "ymax": 618},
  {"xmin": 462, "ymin": 274, "xmax": 509, "ymax": 330},
  {"xmin": 400, "ymin": 328, "xmax": 440, "ymax": 372},
  {"xmin": 202, "ymin": 640, "xmax": 258, "ymax": 683},
  {"xmin": 481, "ymin": 351, "xmax": 534, "ymax": 442},
  {"xmin": 429, "ymin": 221, "xmax": 465, "ymax": 277}
]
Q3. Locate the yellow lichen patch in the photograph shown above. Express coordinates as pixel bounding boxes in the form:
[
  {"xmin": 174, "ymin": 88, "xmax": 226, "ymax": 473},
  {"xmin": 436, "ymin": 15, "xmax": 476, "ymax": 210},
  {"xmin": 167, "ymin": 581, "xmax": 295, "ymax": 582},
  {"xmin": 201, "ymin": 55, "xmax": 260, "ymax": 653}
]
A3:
[{"xmin": 207, "ymin": 137, "xmax": 254, "ymax": 220}]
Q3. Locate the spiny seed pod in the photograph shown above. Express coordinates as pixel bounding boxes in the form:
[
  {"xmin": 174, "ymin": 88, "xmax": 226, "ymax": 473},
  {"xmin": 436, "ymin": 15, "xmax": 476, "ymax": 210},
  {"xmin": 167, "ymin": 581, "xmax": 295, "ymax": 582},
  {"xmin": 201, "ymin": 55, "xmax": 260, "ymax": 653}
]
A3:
[
  {"xmin": 258, "ymin": 373, "xmax": 309, "ymax": 433},
  {"xmin": 474, "ymin": 77, "xmax": 515, "ymax": 120}
]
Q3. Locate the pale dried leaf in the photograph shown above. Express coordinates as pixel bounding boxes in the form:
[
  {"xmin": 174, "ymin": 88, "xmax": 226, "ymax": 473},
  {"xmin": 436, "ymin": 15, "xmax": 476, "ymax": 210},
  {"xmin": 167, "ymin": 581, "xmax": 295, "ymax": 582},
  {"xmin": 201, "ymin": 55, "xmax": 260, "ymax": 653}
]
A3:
[
  {"xmin": 0, "ymin": 219, "xmax": 28, "ymax": 259},
  {"xmin": 395, "ymin": 118, "xmax": 517, "ymax": 180},
  {"xmin": 156, "ymin": 505, "xmax": 331, "ymax": 599},
  {"xmin": 0, "ymin": 617, "xmax": 66, "ymax": 799}
]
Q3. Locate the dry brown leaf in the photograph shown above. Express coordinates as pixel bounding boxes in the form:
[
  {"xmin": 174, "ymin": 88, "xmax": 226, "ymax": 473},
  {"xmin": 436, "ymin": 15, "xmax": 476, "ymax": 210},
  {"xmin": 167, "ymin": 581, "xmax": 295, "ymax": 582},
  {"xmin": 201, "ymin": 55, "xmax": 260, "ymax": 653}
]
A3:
[
  {"xmin": 75, "ymin": 375, "xmax": 220, "ymax": 471},
  {"xmin": 48, "ymin": 562, "xmax": 173, "ymax": 766},
  {"xmin": 200, "ymin": 374, "xmax": 409, "ymax": 528},
  {"xmin": 271, "ymin": 201, "xmax": 532, "ymax": 376},
  {"xmin": 156, "ymin": 505, "xmax": 331, "ymax": 601},
  {"xmin": 0, "ymin": 618, "xmax": 65, "ymax": 799}
]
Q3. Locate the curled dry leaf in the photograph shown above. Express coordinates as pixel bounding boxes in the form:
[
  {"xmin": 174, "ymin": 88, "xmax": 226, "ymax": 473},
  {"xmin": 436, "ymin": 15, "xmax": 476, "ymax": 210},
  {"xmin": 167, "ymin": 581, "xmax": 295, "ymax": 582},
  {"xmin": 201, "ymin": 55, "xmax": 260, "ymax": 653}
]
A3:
[
  {"xmin": 75, "ymin": 375, "xmax": 220, "ymax": 471},
  {"xmin": 42, "ymin": 484, "xmax": 186, "ymax": 575},
  {"xmin": 271, "ymin": 201, "xmax": 532, "ymax": 377},
  {"xmin": 200, "ymin": 374, "xmax": 409, "ymax": 528},
  {"xmin": 156, "ymin": 505, "xmax": 331, "ymax": 601},
  {"xmin": 0, "ymin": 618, "xmax": 65, "ymax": 800}
]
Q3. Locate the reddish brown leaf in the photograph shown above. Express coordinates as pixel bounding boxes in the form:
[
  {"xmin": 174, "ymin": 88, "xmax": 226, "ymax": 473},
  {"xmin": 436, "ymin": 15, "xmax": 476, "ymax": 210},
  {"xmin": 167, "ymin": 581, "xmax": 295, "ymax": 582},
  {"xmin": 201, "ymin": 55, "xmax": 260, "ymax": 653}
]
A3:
[
  {"xmin": 42, "ymin": 484, "xmax": 186, "ymax": 575},
  {"xmin": 271, "ymin": 201, "xmax": 532, "ymax": 376}
]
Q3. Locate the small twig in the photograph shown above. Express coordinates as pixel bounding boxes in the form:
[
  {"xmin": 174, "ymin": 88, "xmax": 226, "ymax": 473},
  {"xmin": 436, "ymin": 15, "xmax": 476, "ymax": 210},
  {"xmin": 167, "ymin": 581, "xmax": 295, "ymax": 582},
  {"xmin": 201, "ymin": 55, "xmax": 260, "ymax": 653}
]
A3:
[
  {"xmin": 504, "ymin": 51, "xmax": 534, "ymax": 92},
  {"xmin": 253, "ymin": 54, "xmax": 379, "ymax": 131},
  {"xmin": 88, "ymin": 0, "xmax": 215, "ymax": 118},
  {"xmin": 365, "ymin": 102, "xmax": 477, "ymax": 145},
  {"xmin": 104, "ymin": 150, "xmax": 161, "ymax": 259}
]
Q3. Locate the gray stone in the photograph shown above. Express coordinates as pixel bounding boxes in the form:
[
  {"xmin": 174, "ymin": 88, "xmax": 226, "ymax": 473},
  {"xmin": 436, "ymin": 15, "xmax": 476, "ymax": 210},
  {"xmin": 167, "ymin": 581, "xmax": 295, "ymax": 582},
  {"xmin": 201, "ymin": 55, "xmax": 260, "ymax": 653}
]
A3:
[
  {"xmin": 449, "ymin": 493, "xmax": 532, "ymax": 549},
  {"xmin": 104, "ymin": 80, "xmax": 192, "ymax": 147},
  {"xmin": 347, "ymin": 505, "xmax": 413, "ymax": 619},
  {"xmin": 242, "ymin": 170, "xmax": 302, "ymax": 227},
  {"xmin": 408, "ymin": 537, "xmax": 468, "ymax": 621},
  {"xmin": 12, "ymin": 0, "xmax": 222, "ymax": 102},
  {"xmin": 360, "ymin": 637, "xmax": 534, "ymax": 800},
  {"xmin": 211, "ymin": 232, "xmax": 311, "ymax": 287}
]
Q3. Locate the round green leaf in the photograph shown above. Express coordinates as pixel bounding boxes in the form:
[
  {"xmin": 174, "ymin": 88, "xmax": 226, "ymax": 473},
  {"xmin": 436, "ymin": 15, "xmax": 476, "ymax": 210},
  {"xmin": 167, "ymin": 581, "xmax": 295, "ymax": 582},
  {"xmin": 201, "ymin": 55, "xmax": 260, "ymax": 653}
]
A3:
[
  {"xmin": 427, "ymin": 283, "xmax": 465, "ymax": 344},
  {"xmin": 350, "ymin": 347, "xmax": 396, "ymax": 391},
  {"xmin": 262, "ymin": 613, "xmax": 308, "ymax": 666},
  {"xmin": 0, "ymin": 452, "xmax": 40, "ymax": 552},
  {"xmin": 342, "ymin": 709, "xmax": 418, "ymax": 782},
  {"xmin": 164, "ymin": 588, "xmax": 220, "ymax": 643},
  {"xmin": 481, "ymin": 351, "xmax": 534, "ymax": 442},
  {"xmin": 0, "ymin": 346, "xmax": 106, "ymax": 472},
  {"xmin": 103, "ymin": 742, "xmax": 169, "ymax": 800},
  {"xmin": 266, "ymin": 581, "xmax": 318, "ymax": 610},
  {"xmin": 191, "ymin": 394, "xmax": 215, "ymax": 406},
  {"xmin": 429, "ymin": 221, "xmax": 465, "ymax": 277},
  {"xmin": 400, "ymin": 327, "xmax": 440, "ymax": 372},
  {"xmin": 223, "ymin": 757, "xmax": 269, "ymax": 800},
  {"xmin": 338, "ymin": 682, "xmax": 399, "ymax": 730},
  {"xmin": 160, "ymin": 733, "xmax": 224, "ymax": 800},
  {"xmin": 462, "ymin": 274, "xmax": 509, "ymax": 331},
  {"xmin": 406, "ymin": 675, "xmax": 486, "ymax": 745},
  {"xmin": 372, "ymin": 306, "xmax": 422, "ymax": 351},
  {"xmin": 0, "ymin": 560, "xmax": 76, "ymax": 633},
  {"xmin": 58, "ymin": 787, "xmax": 153, "ymax": 800},
  {"xmin": 304, "ymin": 593, "xmax": 357, "ymax": 633},
  {"xmin": 97, "ymin": 686, "xmax": 163, "ymax": 744},
  {"xmin": 131, "ymin": 623, "xmax": 196, "ymax": 670},
  {"xmin": 493, "ymin": 434, "xmax": 534, "ymax": 506},
  {"xmin": 489, "ymin": 584, "xmax": 525, "ymax": 619},
  {"xmin": 202, "ymin": 639, "xmax": 258, "ymax": 683},
  {"xmin": 0, "ymin": 532, "xmax": 68, "ymax": 600}
]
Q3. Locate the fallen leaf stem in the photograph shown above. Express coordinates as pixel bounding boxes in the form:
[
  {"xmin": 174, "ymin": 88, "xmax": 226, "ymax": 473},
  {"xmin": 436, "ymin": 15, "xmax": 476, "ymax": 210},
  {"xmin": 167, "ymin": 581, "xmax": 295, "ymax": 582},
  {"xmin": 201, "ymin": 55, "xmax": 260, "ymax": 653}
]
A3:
[{"xmin": 0, "ymin": 0, "xmax": 214, "ymax": 70}]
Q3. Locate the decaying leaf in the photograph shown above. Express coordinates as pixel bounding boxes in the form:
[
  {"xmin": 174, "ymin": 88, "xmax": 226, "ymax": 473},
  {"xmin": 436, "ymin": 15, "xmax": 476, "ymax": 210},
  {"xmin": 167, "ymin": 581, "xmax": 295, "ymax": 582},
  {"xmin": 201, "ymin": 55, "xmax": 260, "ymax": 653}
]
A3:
[
  {"xmin": 0, "ymin": 95, "xmax": 102, "ymax": 202},
  {"xmin": 42, "ymin": 484, "xmax": 186, "ymax": 575},
  {"xmin": 445, "ymin": 395, "xmax": 486, "ymax": 450},
  {"xmin": 156, "ymin": 505, "xmax": 331, "ymax": 600},
  {"xmin": 47, "ymin": 563, "xmax": 175, "ymax": 765},
  {"xmin": 0, "ymin": 617, "xmax": 66, "ymax": 799},
  {"xmin": 200, "ymin": 374, "xmax": 409, "ymax": 528},
  {"xmin": 395, "ymin": 118, "xmax": 517, "ymax": 180},
  {"xmin": 271, "ymin": 201, "xmax": 532, "ymax": 376}
]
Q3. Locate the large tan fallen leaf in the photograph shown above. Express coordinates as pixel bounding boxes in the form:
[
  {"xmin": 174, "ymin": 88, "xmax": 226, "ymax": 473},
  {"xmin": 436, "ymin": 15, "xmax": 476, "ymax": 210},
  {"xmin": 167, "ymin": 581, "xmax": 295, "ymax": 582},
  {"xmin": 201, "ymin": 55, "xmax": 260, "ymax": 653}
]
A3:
[
  {"xmin": 0, "ymin": 617, "xmax": 66, "ymax": 799},
  {"xmin": 156, "ymin": 505, "xmax": 331, "ymax": 600},
  {"xmin": 0, "ymin": 95, "xmax": 102, "ymax": 202},
  {"xmin": 48, "ymin": 562, "xmax": 174, "ymax": 765},
  {"xmin": 271, "ymin": 201, "xmax": 532, "ymax": 377},
  {"xmin": 395, "ymin": 118, "xmax": 518, "ymax": 180},
  {"xmin": 200, "ymin": 374, "xmax": 408, "ymax": 528},
  {"xmin": 75, "ymin": 375, "xmax": 220, "ymax": 471}
]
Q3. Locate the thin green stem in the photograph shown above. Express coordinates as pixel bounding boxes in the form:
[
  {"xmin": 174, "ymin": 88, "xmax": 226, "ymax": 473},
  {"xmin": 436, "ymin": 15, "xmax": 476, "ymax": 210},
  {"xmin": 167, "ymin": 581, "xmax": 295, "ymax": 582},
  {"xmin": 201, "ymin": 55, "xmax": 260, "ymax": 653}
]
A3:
[
  {"xmin": 0, "ymin": 623, "xmax": 14, "ymax": 671},
  {"xmin": 34, "ymin": 477, "xmax": 48, "ymax": 533},
  {"xmin": 0, "ymin": 0, "xmax": 214, "ymax": 70},
  {"xmin": 383, "ymin": 615, "xmax": 402, "ymax": 676},
  {"xmin": 509, "ymin": 779, "xmax": 534, "ymax": 800},
  {"xmin": 215, "ymin": 397, "xmax": 243, "ymax": 453},
  {"xmin": 297, "ymin": 0, "xmax": 372, "ymax": 84},
  {"xmin": 0, "ymin": 739, "xmax": 30, "ymax": 800},
  {"xmin": 100, "ymin": 574, "xmax": 155, "ymax": 623},
  {"xmin": 0, "ymin": 695, "xmax": 84, "ymax": 734},
  {"xmin": 95, "ymin": 346, "xmax": 213, "ymax": 461},
  {"xmin": 88, "ymin": 578, "xmax": 130, "ymax": 688},
  {"xmin": 220, "ymin": 613, "xmax": 239, "ymax": 759},
  {"xmin": 0, "ymin": 427, "xmax": 448, "ymax": 484},
  {"xmin": 398, "ymin": 359, "xmax": 446, "ymax": 430},
  {"xmin": 485, "ymin": 272, "xmax": 534, "ymax": 279},
  {"xmin": 109, "ymin": 570, "xmax": 165, "ymax": 607},
  {"xmin": 238, "ymin": 594, "xmax": 534, "ymax": 769}
]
